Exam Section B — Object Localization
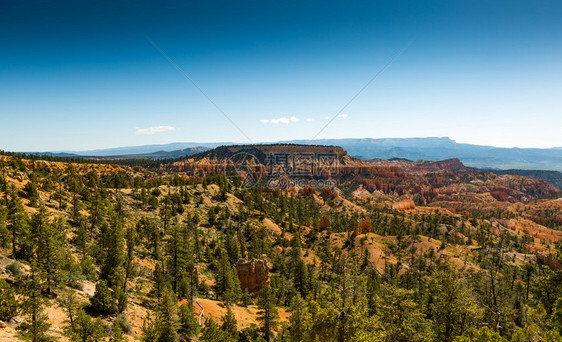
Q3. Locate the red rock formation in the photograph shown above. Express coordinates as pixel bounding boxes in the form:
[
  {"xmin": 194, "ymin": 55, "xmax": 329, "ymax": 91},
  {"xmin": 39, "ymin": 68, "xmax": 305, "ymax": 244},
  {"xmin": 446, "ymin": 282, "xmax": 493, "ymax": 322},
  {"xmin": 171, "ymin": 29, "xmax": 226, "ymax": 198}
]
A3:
[
  {"xmin": 318, "ymin": 215, "xmax": 331, "ymax": 230},
  {"xmin": 406, "ymin": 158, "xmax": 468, "ymax": 173},
  {"xmin": 392, "ymin": 200, "xmax": 416, "ymax": 211},
  {"xmin": 536, "ymin": 253, "xmax": 562, "ymax": 271},
  {"xmin": 352, "ymin": 218, "xmax": 371, "ymax": 237},
  {"xmin": 236, "ymin": 258, "xmax": 270, "ymax": 293}
]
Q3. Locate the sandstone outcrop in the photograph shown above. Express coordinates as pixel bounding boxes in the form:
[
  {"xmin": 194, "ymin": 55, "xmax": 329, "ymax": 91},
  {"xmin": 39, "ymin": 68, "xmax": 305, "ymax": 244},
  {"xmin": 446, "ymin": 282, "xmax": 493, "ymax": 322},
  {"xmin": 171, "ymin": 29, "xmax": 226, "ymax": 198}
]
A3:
[
  {"xmin": 236, "ymin": 258, "xmax": 270, "ymax": 293},
  {"xmin": 536, "ymin": 253, "xmax": 562, "ymax": 271},
  {"xmin": 352, "ymin": 218, "xmax": 371, "ymax": 237},
  {"xmin": 392, "ymin": 199, "xmax": 416, "ymax": 211}
]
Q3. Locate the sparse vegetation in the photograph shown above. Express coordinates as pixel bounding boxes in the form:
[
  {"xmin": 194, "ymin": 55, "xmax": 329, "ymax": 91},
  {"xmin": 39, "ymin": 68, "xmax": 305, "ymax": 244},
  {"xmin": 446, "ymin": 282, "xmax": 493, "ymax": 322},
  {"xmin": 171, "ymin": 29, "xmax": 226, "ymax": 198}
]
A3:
[{"xmin": 0, "ymin": 150, "xmax": 561, "ymax": 341}]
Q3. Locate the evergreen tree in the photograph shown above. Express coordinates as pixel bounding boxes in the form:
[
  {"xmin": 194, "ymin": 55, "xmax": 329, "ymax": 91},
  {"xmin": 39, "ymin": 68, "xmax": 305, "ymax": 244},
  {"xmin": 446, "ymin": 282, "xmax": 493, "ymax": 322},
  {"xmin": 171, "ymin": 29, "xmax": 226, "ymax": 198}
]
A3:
[
  {"xmin": 99, "ymin": 215, "xmax": 125, "ymax": 288},
  {"xmin": 288, "ymin": 294, "xmax": 309, "ymax": 342},
  {"xmin": 17, "ymin": 261, "xmax": 52, "ymax": 342},
  {"xmin": 90, "ymin": 280, "xmax": 117, "ymax": 315},
  {"xmin": 178, "ymin": 303, "xmax": 199, "ymax": 338},
  {"xmin": 165, "ymin": 221, "xmax": 190, "ymax": 293},
  {"xmin": 214, "ymin": 250, "xmax": 241, "ymax": 304},
  {"xmin": 201, "ymin": 318, "xmax": 228, "ymax": 342},
  {"xmin": 123, "ymin": 224, "xmax": 137, "ymax": 292},
  {"xmin": 7, "ymin": 186, "xmax": 28, "ymax": 258},
  {"xmin": 23, "ymin": 180, "xmax": 40, "ymax": 207},
  {"xmin": 64, "ymin": 309, "xmax": 107, "ymax": 342},
  {"xmin": 257, "ymin": 284, "xmax": 279, "ymax": 342},
  {"xmin": 154, "ymin": 286, "xmax": 179, "ymax": 342},
  {"xmin": 453, "ymin": 326, "xmax": 507, "ymax": 341},
  {"xmin": 220, "ymin": 307, "xmax": 239, "ymax": 341},
  {"xmin": 75, "ymin": 221, "xmax": 88, "ymax": 260},
  {"xmin": 35, "ymin": 217, "xmax": 66, "ymax": 294},
  {"xmin": 0, "ymin": 278, "xmax": 18, "ymax": 322},
  {"xmin": 428, "ymin": 264, "xmax": 483, "ymax": 341},
  {"xmin": 110, "ymin": 319, "xmax": 126, "ymax": 342},
  {"xmin": 379, "ymin": 284, "xmax": 433, "ymax": 342},
  {"xmin": 0, "ymin": 205, "xmax": 9, "ymax": 248},
  {"xmin": 226, "ymin": 234, "xmax": 241, "ymax": 264},
  {"xmin": 532, "ymin": 267, "xmax": 562, "ymax": 315}
]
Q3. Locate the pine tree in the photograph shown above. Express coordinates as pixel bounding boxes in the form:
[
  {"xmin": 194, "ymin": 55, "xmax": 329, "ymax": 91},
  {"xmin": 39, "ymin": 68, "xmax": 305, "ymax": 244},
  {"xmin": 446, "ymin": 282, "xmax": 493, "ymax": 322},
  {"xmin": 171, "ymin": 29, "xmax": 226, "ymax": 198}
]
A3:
[
  {"xmin": 551, "ymin": 298, "xmax": 562, "ymax": 336},
  {"xmin": 17, "ymin": 260, "xmax": 52, "ymax": 342},
  {"xmin": 0, "ymin": 205, "xmax": 9, "ymax": 248},
  {"xmin": 165, "ymin": 221, "xmax": 190, "ymax": 293},
  {"xmin": 141, "ymin": 313, "xmax": 158, "ymax": 342},
  {"xmin": 0, "ymin": 278, "xmax": 18, "ymax": 322},
  {"xmin": 154, "ymin": 286, "xmax": 179, "ymax": 342},
  {"xmin": 532, "ymin": 266, "xmax": 562, "ymax": 315},
  {"xmin": 286, "ymin": 285, "xmax": 382, "ymax": 342},
  {"xmin": 178, "ymin": 303, "xmax": 199, "ymax": 338},
  {"xmin": 36, "ymin": 217, "xmax": 66, "ymax": 294},
  {"xmin": 454, "ymin": 326, "xmax": 508, "ymax": 341},
  {"xmin": 60, "ymin": 289, "xmax": 80, "ymax": 327},
  {"xmin": 428, "ymin": 264, "xmax": 482, "ymax": 341},
  {"xmin": 7, "ymin": 186, "xmax": 28, "ymax": 258},
  {"xmin": 379, "ymin": 284, "xmax": 432, "ymax": 342},
  {"xmin": 100, "ymin": 215, "xmax": 125, "ymax": 288},
  {"xmin": 64, "ymin": 309, "xmax": 106, "ymax": 342},
  {"xmin": 288, "ymin": 294, "xmax": 309, "ymax": 342},
  {"xmin": 90, "ymin": 280, "xmax": 116, "ymax": 315},
  {"xmin": 110, "ymin": 319, "xmax": 126, "ymax": 342},
  {"xmin": 220, "ymin": 306, "xmax": 239, "ymax": 341},
  {"xmin": 214, "ymin": 249, "xmax": 241, "ymax": 305},
  {"xmin": 23, "ymin": 180, "xmax": 40, "ymax": 207},
  {"xmin": 293, "ymin": 258, "xmax": 309, "ymax": 297},
  {"xmin": 152, "ymin": 263, "xmax": 168, "ymax": 298},
  {"xmin": 226, "ymin": 234, "xmax": 241, "ymax": 264},
  {"xmin": 75, "ymin": 221, "xmax": 88, "ymax": 260},
  {"xmin": 257, "ymin": 284, "xmax": 279, "ymax": 342},
  {"xmin": 201, "ymin": 318, "xmax": 228, "ymax": 342},
  {"xmin": 122, "ymin": 224, "xmax": 137, "ymax": 292}
]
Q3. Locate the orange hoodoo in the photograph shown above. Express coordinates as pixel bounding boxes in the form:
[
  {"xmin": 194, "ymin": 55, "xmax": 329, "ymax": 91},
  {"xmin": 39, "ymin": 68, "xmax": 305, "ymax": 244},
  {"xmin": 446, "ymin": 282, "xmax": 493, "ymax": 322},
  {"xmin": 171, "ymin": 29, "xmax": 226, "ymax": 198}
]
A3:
[
  {"xmin": 392, "ymin": 199, "xmax": 416, "ymax": 211},
  {"xmin": 236, "ymin": 258, "xmax": 270, "ymax": 293}
]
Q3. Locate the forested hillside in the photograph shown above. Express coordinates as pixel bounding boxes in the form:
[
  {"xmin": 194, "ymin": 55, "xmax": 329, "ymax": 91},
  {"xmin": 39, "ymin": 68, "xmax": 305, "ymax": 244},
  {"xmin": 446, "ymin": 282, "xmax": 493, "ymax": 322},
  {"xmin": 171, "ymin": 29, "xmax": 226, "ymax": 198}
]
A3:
[{"xmin": 0, "ymin": 151, "xmax": 561, "ymax": 342}]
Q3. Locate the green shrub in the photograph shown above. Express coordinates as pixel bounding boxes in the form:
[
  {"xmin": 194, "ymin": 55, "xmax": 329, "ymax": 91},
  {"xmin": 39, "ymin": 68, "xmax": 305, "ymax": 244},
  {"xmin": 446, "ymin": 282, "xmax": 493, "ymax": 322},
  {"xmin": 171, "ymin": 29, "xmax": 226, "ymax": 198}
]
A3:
[
  {"xmin": 115, "ymin": 314, "xmax": 132, "ymax": 334},
  {"xmin": 0, "ymin": 279, "xmax": 18, "ymax": 321},
  {"xmin": 6, "ymin": 261, "xmax": 23, "ymax": 277},
  {"xmin": 90, "ymin": 281, "xmax": 116, "ymax": 315}
]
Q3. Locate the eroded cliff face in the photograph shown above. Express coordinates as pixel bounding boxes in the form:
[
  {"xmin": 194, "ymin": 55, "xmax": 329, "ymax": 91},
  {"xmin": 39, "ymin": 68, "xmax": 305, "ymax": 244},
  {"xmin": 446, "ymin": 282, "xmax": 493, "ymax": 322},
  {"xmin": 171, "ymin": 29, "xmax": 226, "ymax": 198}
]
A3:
[
  {"xmin": 536, "ymin": 253, "xmax": 562, "ymax": 271},
  {"xmin": 405, "ymin": 158, "xmax": 468, "ymax": 173},
  {"xmin": 392, "ymin": 199, "xmax": 416, "ymax": 211},
  {"xmin": 236, "ymin": 258, "xmax": 270, "ymax": 293}
]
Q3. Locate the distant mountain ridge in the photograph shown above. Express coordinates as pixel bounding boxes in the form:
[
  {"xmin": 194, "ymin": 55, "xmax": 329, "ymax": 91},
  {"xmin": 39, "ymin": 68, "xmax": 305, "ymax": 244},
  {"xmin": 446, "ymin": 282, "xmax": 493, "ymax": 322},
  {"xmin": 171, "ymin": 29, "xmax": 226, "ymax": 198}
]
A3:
[
  {"xmin": 282, "ymin": 137, "xmax": 562, "ymax": 171},
  {"xmin": 35, "ymin": 137, "xmax": 562, "ymax": 171},
  {"xmin": 49, "ymin": 142, "xmax": 231, "ymax": 157}
]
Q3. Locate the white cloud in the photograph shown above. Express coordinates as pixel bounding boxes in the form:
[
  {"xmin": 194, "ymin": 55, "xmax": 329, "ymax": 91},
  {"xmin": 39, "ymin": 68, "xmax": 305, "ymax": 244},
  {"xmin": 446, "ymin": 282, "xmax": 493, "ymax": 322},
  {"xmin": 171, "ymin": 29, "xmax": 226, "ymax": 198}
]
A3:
[
  {"xmin": 135, "ymin": 126, "xmax": 176, "ymax": 135},
  {"xmin": 260, "ymin": 116, "xmax": 300, "ymax": 124},
  {"xmin": 337, "ymin": 113, "xmax": 349, "ymax": 119},
  {"xmin": 306, "ymin": 118, "xmax": 314, "ymax": 122}
]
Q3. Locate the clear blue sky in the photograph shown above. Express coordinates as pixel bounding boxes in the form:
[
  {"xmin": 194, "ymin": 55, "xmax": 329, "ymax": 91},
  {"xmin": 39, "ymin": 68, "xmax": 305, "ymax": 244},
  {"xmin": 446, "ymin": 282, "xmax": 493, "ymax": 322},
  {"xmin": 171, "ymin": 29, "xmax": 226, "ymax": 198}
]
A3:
[{"xmin": 1, "ymin": 0, "xmax": 561, "ymax": 151}]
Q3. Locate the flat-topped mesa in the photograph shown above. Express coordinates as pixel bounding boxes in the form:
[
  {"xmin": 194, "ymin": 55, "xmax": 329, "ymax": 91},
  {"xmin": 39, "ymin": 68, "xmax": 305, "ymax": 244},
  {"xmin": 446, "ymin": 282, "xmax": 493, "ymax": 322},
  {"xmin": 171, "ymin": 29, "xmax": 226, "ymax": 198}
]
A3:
[
  {"xmin": 194, "ymin": 144, "xmax": 347, "ymax": 163},
  {"xmin": 170, "ymin": 143, "xmax": 354, "ymax": 174},
  {"xmin": 405, "ymin": 158, "xmax": 468, "ymax": 173}
]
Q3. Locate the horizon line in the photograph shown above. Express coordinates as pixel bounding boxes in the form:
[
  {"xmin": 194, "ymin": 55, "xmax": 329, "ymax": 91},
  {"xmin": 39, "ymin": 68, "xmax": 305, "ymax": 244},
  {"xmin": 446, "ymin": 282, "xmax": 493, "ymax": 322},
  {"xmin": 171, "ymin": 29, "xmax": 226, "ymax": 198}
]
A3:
[{"xmin": 8, "ymin": 136, "xmax": 562, "ymax": 154}]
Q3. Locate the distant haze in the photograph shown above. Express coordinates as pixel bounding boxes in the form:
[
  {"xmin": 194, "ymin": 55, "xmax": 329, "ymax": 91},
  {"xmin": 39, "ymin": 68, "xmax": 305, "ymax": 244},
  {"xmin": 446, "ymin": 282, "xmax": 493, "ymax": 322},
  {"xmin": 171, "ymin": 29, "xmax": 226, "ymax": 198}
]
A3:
[{"xmin": 38, "ymin": 137, "xmax": 562, "ymax": 172}]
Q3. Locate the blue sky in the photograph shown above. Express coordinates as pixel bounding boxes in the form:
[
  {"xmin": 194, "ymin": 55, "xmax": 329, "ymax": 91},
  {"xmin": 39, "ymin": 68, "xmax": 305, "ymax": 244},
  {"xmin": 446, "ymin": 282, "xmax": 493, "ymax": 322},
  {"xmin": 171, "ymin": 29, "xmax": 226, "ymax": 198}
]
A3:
[{"xmin": 1, "ymin": 0, "xmax": 561, "ymax": 151}]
